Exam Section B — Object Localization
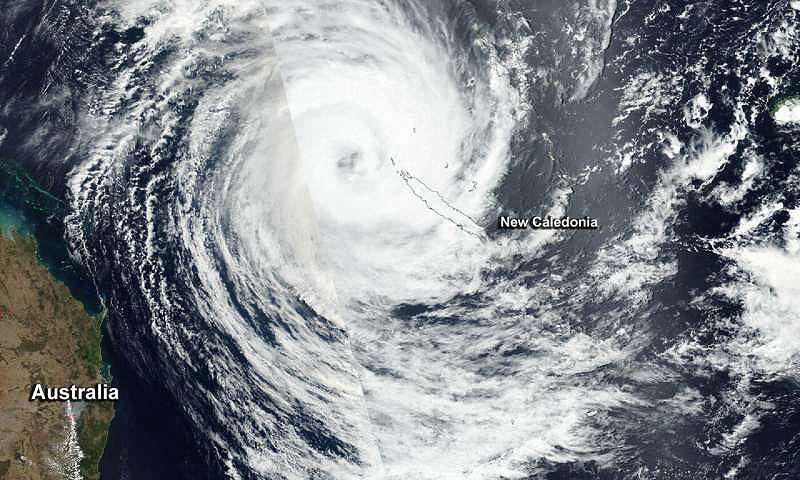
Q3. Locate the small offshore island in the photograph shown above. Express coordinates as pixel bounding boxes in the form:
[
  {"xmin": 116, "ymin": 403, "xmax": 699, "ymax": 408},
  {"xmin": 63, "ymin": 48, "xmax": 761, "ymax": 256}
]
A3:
[{"xmin": 0, "ymin": 232, "xmax": 113, "ymax": 480}]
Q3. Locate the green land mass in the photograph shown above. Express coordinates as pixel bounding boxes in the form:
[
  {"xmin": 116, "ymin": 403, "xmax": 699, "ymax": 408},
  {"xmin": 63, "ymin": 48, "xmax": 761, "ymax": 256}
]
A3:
[
  {"xmin": 0, "ymin": 159, "xmax": 113, "ymax": 480},
  {"xmin": 0, "ymin": 231, "xmax": 113, "ymax": 480}
]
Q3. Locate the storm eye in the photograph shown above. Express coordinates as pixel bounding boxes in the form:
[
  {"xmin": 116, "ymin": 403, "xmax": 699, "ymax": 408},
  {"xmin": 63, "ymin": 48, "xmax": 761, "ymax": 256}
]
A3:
[{"xmin": 336, "ymin": 151, "xmax": 360, "ymax": 173}]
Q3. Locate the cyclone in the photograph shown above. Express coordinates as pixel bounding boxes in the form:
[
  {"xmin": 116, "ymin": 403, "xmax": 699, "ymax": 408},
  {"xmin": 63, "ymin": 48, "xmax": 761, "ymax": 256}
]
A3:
[
  {"xmin": 262, "ymin": 0, "xmax": 524, "ymax": 307},
  {"xmin": 2, "ymin": 0, "xmax": 800, "ymax": 479},
  {"xmin": 65, "ymin": 0, "xmax": 548, "ymax": 477}
]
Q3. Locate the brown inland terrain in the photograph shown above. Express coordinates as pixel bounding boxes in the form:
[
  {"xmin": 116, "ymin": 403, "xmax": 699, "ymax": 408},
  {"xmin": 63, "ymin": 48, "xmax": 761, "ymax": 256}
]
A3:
[{"xmin": 0, "ymin": 232, "xmax": 113, "ymax": 480}]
